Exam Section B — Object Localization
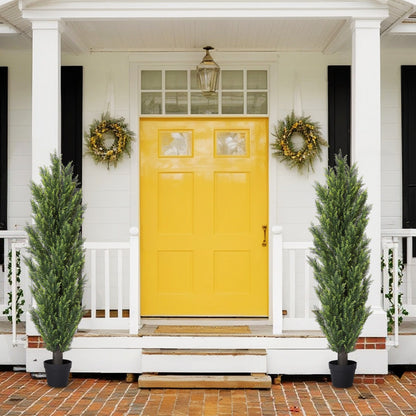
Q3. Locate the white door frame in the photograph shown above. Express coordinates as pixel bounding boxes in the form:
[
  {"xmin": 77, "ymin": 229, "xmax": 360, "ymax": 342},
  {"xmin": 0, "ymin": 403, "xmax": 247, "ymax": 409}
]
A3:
[{"xmin": 129, "ymin": 51, "xmax": 279, "ymax": 322}]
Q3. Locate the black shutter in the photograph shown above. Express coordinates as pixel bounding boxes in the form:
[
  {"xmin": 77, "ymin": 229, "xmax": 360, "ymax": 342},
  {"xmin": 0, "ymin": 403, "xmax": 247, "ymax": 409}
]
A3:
[
  {"xmin": 328, "ymin": 66, "xmax": 351, "ymax": 167},
  {"xmin": 0, "ymin": 67, "xmax": 7, "ymax": 269},
  {"xmin": 61, "ymin": 66, "xmax": 83, "ymax": 185},
  {"xmin": 401, "ymin": 66, "xmax": 416, "ymax": 259}
]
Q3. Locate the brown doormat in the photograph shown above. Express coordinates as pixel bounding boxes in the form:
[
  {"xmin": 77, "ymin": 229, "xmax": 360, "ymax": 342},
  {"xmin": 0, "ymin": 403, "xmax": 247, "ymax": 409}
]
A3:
[{"xmin": 154, "ymin": 325, "xmax": 251, "ymax": 335}]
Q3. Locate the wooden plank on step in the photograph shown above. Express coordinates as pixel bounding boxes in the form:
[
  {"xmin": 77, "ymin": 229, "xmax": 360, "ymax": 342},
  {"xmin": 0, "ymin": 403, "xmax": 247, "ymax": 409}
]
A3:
[{"xmin": 138, "ymin": 374, "xmax": 271, "ymax": 389}]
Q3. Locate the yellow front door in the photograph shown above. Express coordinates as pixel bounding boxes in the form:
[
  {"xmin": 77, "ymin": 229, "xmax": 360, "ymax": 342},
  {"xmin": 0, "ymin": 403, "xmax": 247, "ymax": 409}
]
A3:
[{"xmin": 140, "ymin": 118, "xmax": 268, "ymax": 316}]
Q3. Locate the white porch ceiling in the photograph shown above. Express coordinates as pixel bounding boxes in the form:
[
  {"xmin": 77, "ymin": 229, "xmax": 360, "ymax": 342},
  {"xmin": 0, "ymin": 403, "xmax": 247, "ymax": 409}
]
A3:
[
  {"xmin": 381, "ymin": 0, "xmax": 413, "ymax": 32},
  {"xmin": 66, "ymin": 19, "xmax": 345, "ymax": 53},
  {"xmin": 0, "ymin": 0, "xmax": 414, "ymax": 53},
  {"xmin": 0, "ymin": 0, "xmax": 31, "ymax": 49}
]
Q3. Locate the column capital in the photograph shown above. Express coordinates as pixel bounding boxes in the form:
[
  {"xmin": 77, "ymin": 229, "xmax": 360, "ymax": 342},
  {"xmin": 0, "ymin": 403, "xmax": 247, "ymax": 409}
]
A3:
[
  {"xmin": 350, "ymin": 18, "xmax": 381, "ymax": 31},
  {"xmin": 31, "ymin": 19, "xmax": 62, "ymax": 31}
]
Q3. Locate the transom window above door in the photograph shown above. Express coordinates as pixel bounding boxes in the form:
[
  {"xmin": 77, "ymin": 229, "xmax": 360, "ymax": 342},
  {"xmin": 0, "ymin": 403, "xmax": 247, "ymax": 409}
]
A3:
[{"xmin": 139, "ymin": 69, "xmax": 268, "ymax": 116}]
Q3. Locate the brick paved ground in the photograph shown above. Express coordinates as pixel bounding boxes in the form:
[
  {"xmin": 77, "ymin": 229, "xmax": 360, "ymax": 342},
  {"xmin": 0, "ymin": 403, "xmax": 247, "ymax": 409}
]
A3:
[{"xmin": 0, "ymin": 371, "xmax": 415, "ymax": 415}]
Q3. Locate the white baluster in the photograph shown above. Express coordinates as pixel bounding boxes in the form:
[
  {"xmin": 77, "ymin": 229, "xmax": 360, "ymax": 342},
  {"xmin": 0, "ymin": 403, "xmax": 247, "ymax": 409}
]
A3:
[
  {"xmin": 289, "ymin": 250, "xmax": 296, "ymax": 318},
  {"xmin": 91, "ymin": 249, "xmax": 97, "ymax": 319},
  {"xmin": 393, "ymin": 237, "xmax": 399, "ymax": 347},
  {"xmin": 129, "ymin": 227, "xmax": 140, "ymax": 335},
  {"xmin": 117, "ymin": 249, "xmax": 123, "ymax": 318},
  {"xmin": 104, "ymin": 249, "xmax": 110, "ymax": 319},
  {"xmin": 381, "ymin": 237, "xmax": 391, "ymax": 312},
  {"xmin": 11, "ymin": 243, "xmax": 16, "ymax": 346},
  {"xmin": 407, "ymin": 236, "xmax": 413, "ymax": 307},
  {"xmin": 272, "ymin": 226, "xmax": 283, "ymax": 335},
  {"xmin": 304, "ymin": 249, "xmax": 310, "ymax": 319}
]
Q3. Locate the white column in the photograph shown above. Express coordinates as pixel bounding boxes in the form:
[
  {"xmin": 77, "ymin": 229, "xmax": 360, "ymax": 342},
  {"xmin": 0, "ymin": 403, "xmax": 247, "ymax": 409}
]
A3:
[
  {"xmin": 31, "ymin": 20, "xmax": 62, "ymax": 183},
  {"xmin": 351, "ymin": 19, "xmax": 385, "ymax": 332}
]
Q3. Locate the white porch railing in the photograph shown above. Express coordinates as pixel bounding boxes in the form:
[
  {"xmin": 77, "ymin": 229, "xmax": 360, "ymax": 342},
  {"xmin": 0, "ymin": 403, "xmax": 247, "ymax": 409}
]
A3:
[
  {"xmin": 272, "ymin": 226, "xmax": 317, "ymax": 335},
  {"xmin": 1, "ymin": 228, "xmax": 140, "ymax": 337},
  {"xmin": 80, "ymin": 227, "xmax": 140, "ymax": 334},
  {"xmin": 381, "ymin": 229, "xmax": 416, "ymax": 347},
  {"xmin": 272, "ymin": 226, "xmax": 416, "ymax": 342},
  {"xmin": 381, "ymin": 229, "xmax": 416, "ymax": 317},
  {"xmin": 0, "ymin": 230, "xmax": 30, "ymax": 345}
]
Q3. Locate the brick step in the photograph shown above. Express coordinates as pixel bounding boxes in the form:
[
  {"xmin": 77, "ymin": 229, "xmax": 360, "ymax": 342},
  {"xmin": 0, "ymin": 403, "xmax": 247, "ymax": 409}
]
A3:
[
  {"xmin": 138, "ymin": 373, "xmax": 271, "ymax": 389},
  {"xmin": 141, "ymin": 348, "xmax": 267, "ymax": 373}
]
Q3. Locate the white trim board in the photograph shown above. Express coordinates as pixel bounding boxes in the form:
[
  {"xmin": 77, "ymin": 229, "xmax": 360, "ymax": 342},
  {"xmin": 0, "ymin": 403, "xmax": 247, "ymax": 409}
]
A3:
[
  {"xmin": 21, "ymin": 1, "xmax": 389, "ymax": 20},
  {"xmin": 25, "ymin": 345, "xmax": 388, "ymax": 374},
  {"xmin": 129, "ymin": 51, "xmax": 279, "ymax": 324}
]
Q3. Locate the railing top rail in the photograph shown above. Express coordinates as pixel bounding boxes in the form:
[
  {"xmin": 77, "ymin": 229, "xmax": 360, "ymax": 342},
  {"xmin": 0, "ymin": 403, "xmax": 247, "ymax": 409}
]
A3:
[
  {"xmin": 84, "ymin": 242, "xmax": 130, "ymax": 250},
  {"xmin": 382, "ymin": 229, "xmax": 416, "ymax": 237},
  {"xmin": 0, "ymin": 230, "xmax": 27, "ymax": 239}
]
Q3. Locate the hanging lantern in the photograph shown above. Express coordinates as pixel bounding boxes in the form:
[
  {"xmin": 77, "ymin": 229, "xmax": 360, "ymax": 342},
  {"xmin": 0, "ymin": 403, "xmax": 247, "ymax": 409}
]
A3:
[{"xmin": 196, "ymin": 46, "xmax": 220, "ymax": 96}]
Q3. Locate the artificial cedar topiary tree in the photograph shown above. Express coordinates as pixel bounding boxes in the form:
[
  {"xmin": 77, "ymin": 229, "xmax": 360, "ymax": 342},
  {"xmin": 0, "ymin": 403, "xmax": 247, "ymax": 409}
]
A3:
[
  {"xmin": 309, "ymin": 153, "xmax": 372, "ymax": 366},
  {"xmin": 25, "ymin": 154, "xmax": 85, "ymax": 365}
]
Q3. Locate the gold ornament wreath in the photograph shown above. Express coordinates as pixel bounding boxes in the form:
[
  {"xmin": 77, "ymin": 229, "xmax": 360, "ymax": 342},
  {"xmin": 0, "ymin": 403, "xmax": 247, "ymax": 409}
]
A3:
[
  {"xmin": 271, "ymin": 111, "xmax": 327, "ymax": 173},
  {"xmin": 85, "ymin": 113, "xmax": 134, "ymax": 169}
]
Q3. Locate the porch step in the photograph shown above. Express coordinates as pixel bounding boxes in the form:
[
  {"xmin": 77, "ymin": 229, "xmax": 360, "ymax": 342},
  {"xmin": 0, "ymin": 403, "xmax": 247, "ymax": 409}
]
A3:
[
  {"xmin": 141, "ymin": 348, "xmax": 267, "ymax": 374},
  {"xmin": 138, "ymin": 373, "xmax": 271, "ymax": 389}
]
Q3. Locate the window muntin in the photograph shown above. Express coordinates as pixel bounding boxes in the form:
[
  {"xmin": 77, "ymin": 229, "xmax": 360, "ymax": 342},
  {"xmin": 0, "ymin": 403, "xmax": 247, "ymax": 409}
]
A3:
[{"xmin": 139, "ymin": 69, "xmax": 268, "ymax": 116}]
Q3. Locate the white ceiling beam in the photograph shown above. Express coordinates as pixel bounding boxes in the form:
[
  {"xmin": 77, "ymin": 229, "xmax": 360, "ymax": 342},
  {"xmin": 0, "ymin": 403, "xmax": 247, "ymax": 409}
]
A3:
[
  {"xmin": 0, "ymin": 0, "xmax": 16, "ymax": 7},
  {"xmin": 389, "ymin": 21, "xmax": 416, "ymax": 33},
  {"xmin": 0, "ymin": 0, "xmax": 15, "ymax": 6},
  {"xmin": 323, "ymin": 19, "xmax": 351, "ymax": 54},
  {"xmin": 0, "ymin": 4, "xmax": 32, "ymax": 39},
  {"xmin": 0, "ymin": 23, "xmax": 18, "ymax": 33},
  {"xmin": 21, "ymin": 1, "xmax": 389, "ymax": 20},
  {"xmin": 381, "ymin": 2, "xmax": 415, "ymax": 36}
]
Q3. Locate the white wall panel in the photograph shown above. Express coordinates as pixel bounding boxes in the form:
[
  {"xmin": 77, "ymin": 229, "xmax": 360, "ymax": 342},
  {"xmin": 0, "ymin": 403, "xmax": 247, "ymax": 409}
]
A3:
[
  {"xmin": 267, "ymin": 349, "xmax": 387, "ymax": 374},
  {"xmin": 0, "ymin": 335, "xmax": 26, "ymax": 365},
  {"xmin": 26, "ymin": 348, "xmax": 141, "ymax": 373}
]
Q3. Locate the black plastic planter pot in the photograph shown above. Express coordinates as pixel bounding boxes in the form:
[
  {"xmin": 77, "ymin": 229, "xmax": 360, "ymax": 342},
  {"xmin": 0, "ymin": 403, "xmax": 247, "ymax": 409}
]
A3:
[
  {"xmin": 329, "ymin": 360, "xmax": 357, "ymax": 388},
  {"xmin": 44, "ymin": 359, "xmax": 72, "ymax": 388}
]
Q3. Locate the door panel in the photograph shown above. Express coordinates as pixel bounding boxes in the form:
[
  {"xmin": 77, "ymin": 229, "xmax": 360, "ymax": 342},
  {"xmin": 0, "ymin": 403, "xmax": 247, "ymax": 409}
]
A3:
[
  {"xmin": 214, "ymin": 172, "xmax": 250, "ymax": 233},
  {"xmin": 140, "ymin": 118, "xmax": 268, "ymax": 316}
]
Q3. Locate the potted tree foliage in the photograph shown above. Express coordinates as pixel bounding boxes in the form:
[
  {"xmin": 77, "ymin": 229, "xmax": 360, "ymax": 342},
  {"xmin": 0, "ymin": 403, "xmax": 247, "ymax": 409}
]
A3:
[
  {"xmin": 25, "ymin": 154, "xmax": 85, "ymax": 388},
  {"xmin": 309, "ymin": 154, "xmax": 372, "ymax": 388}
]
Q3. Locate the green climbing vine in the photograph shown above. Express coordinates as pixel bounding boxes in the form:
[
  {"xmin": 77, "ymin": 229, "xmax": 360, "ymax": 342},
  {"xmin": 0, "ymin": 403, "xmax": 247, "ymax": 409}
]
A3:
[
  {"xmin": 381, "ymin": 249, "xmax": 408, "ymax": 333},
  {"xmin": 2, "ymin": 250, "xmax": 25, "ymax": 323}
]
